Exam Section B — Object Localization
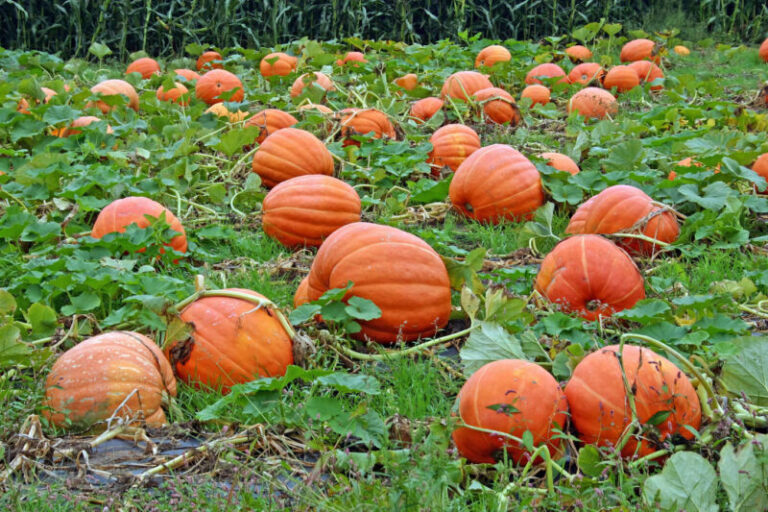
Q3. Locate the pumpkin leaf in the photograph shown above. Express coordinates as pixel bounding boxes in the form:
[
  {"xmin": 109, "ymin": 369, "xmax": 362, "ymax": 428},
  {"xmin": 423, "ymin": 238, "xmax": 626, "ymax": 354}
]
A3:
[
  {"xmin": 720, "ymin": 337, "xmax": 768, "ymax": 406},
  {"xmin": 642, "ymin": 451, "xmax": 719, "ymax": 512},
  {"xmin": 718, "ymin": 435, "xmax": 768, "ymax": 512},
  {"xmin": 26, "ymin": 303, "xmax": 58, "ymax": 337},
  {"xmin": 290, "ymin": 304, "xmax": 322, "ymax": 325},
  {"xmin": 344, "ymin": 296, "xmax": 382, "ymax": 321},
  {"xmin": 460, "ymin": 321, "xmax": 525, "ymax": 375},
  {"xmin": 0, "ymin": 290, "xmax": 17, "ymax": 315},
  {"xmin": 615, "ymin": 299, "xmax": 671, "ymax": 323},
  {"xmin": 577, "ymin": 445, "xmax": 603, "ymax": 478},
  {"xmin": 0, "ymin": 324, "xmax": 30, "ymax": 368}
]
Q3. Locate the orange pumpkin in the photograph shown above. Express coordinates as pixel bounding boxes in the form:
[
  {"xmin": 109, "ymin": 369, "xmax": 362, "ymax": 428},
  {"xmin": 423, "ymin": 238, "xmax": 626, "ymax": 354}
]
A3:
[
  {"xmin": 196, "ymin": 51, "xmax": 223, "ymax": 71},
  {"xmin": 475, "ymin": 45, "xmax": 511, "ymax": 68},
  {"xmin": 453, "ymin": 359, "xmax": 568, "ymax": 464},
  {"xmin": 441, "ymin": 71, "xmax": 493, "ymax": 101},
  {"xmin": 565, "ymin": 45, "xmax": 593, "ymax": 62},
  {"xmin": 674, "ymin": 45, "xmax": 691, "ymax": 56},
  {"xmin": 165, "ymin": 289, "xmax": 293, "ymax": 393},
  {"xmin": 472, "ymin": 87, "xmax": 521, "ymax": 125},
  {"xmin": 620, "ymin": 39, "xmax": 660, "ymax": 64},
  {"xmin": 602, "ymin": 65, "xmax": 640, "ymax": 94},
  {"xmin": 262, "ymin": 175, "xmax": 361, "ymax": 247},
  {"xmin": 290, "ymin": 72, "xmax": 334, "ymax": 98},
  {"xmin": 339, "ymin": 108, "xmax": 396, "ymax": 146},
  {"xmin": 41, "ymin": 87, "xmax": 58, "ymax": 103},
  {"xmin": 668, "ymin": 157, "xmax": 721, "ymax": 181},
  {"xmin": 752, "ymin": 153, "xmax": 768, "ymax": 193},
  {"xmin": 88, "ymin": 79, "xmax": 140, "ymax": 113},
  {"xmin": 541, "ymin": 152, "xmax": 580, "ymax": 175},
  {"xmin": 760, "ymin": 39, "xmax": 768, "ymax": 62},
  {"xmin": 306, "ymin": 222, "xmax": 451, "ymax": 344},
  {"xmin": 205, "ymin": 103, "xmax": 249, "ymax": 122},
  {"xmin": 568, "ymin": 63, "xmax": 605, "ymax": 85},
  {"xmin": 394, "ymin": 73, "xmax": 419, "ymax": 91},
  {"xmin": 568, "ymin": 87, "xmax": 618, "ymax": 119},
  {"xmin": 251, "ymin": 127, "xmax": 334, "ymax": 188},
  {"xmin": 410, "ymin": 97, "xmax": 444, "ymax": 123},
  {"xmin": 294, "ymin": 276, "xmax": 311, "ymax": 308},
  {"xmin": 449, "ymin": 144, "xmax": 544, "ymax": 224},
  {"xmin": 173, "ymin": 68, "xmax": 200, "ymax": 81},
  {"xmin": 565, "ymin": 344, "xmax": 701, "ymax": 458},
  {"xmin": 260, "ymin": 52, "xmax": 298, "ymax": 77},
  {"xmin": 54, "ymin": 116, "xmax": 114, "ymax": 138},
  {"xmin": 534, "ymin": 235, "xmax": 645, "ymax": 321},
  {"xmin": 156, "ymin": 82, "xmax": 190, "ymax": 105},
  {"xmin": 91, "ymin": 196, "xmax": 188, "ymax": 254},
  {"xmin": 43, "ymin": 331, "xmax": 177, "ymax": 430},
  {"xmin": 427, "ymin": 124, "xmax": 481, "ymax": 174},
  {"xmin": 520, "ymin": 84, "xmax": 551, "ymax": 106},
  {"xmin": 195, "ymin": 69, "xmax": 244, "ymax": 105},
  {"xmin": 126, "ymin": 57, "xmax": 161, "ymax": 79},
  {"xmin": 336, "ymin": 51, "xmax": 367, "ymax": 66},
  {"xmin": 245, "ymin": 109, "xmax": 298, "ymax": 144},
  {"xmin": 628, "ymin": 60, "xmax": 664, "ymax": 91},
  {"xmin": 524, "ymin": 63, "xmax": 568, "ymax": 85}
]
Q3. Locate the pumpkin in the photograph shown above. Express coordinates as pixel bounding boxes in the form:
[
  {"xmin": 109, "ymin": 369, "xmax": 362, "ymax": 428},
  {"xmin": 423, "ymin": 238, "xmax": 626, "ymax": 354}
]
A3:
[
  {"xmin": 251, "ymin": 127, "xmax": 334, "ymax": 188},
  {"xmin": 628, "ymin": 61, "xmax": 664, "ymax": 91},
  {"xmin": 602, "ymin": 65, "xmax": 640, "ymax": 94},
  {"xmin": 43, "ymin": 331, "xmax": 177, "ymax": 430},
  {"xmin": 524, "ymin": 63, "xmax": 568, "ymax": 85},
  {"xmin": 394, "ymin": 73, "xmax": 419, "ymax": 91},
  {"xmin": 88, "ymin": 79, "xmax": 140, "ymax": 113},
  {"xmin": 156, "ymin": 82, "xmax": 190, "ymax": 105},
  {"xmin": 173, "ymin": 68, "xmax": 201, "ymax": 81},
  {"xmin": 410, "ymin": 97, "xmax": 444, "ymax": 123},
  {"xmin": 565, "ymin": 344, "xmax": 701, "ymax": 458},
  {"xmin": 568, "ymin": 62, "xmax": 605, "ymax": 85},
  {"xmin": 260, "ymin": 52, "xmax": 298, "ymax": 77},
  {"xmin": 441, "ymin": 71, "xmax": 493, "ymax": 101},
  {"xmin": 759, "ymin": 39, "xmax": 768, "ymax": 62},
  {"xmin": 290, "ymin": 72, "xmax": 334, "ymax": 98},
  {"xmin": 534, "ymin": 234, "xmax": 645, "ymax": 321},
  {"xmin": 16, "ymin": 97, "xmax": 30, "ymax": 114},
  {"xmin": 668, "ymin": 157, "xmax": 721, "ymax": 181},
  {"xmin": 17, "ymin": 87, "xmax": 59, "ymax": 114},
  {"xmin": 294, "ymin": 276, "xmax": 311, "ymax": 308},
  {"xmin": 752, "ymin": 153, "xmax": 768, "ymax": 193},
  {"xmin": 475, "ymin": 45, "xmax": 511, "ymax": 68},
  {"xmin": 427, "ymin": 124, "xmax": 481, "ymax": 174},
  {"xmin": 449, "ymin": 144, "xmax": 544, "ymax": 224},
  {"xmin": 196, "ymin": 51, "xmax": 223, "ymax": 71},
  {"xmin": 262, "ymin": 175, "xmax": 361, "ymax": 247},
  {"xmin": 54, "ymin": 116, "xmax": 113, "ymax": 138},
  {"xmin": 520, "ymin": 84, "xmax": 551, "ymax": 106},
  {"xmin": 336, "ymin": 51, "xmax": 367, "ymax": 66},
  {"xmin": 565, "ymin": 185, "xmax": 679, "ymax": 256},
  {"xmin": 165, "ymin": 289, "xmax": 293, "ymax": 393},
  {"xmin": 565, "ymin": 45, "xmax": 593, "ymax": 62},
  {"xmin": 620, "ymin": 39, "xmax": 659, "ymax": 64},
  {"xmin": 91, "ymin": 196, "xmax": 188, "ymax": 254},
  {"xmin": 339, "ymin": 108, "xmax": 396, "ymax": 146},
  {"xmin": 472, "ymin": 87, "xmax": 522, "ymax": 126},
  {"xmin": 568, "ymin": 87, "xmax": 618, "ymax": 119},
  {"xmin": 674, "ymin": 45, "xmax": 691, "ymax": 56},
  {"xmin": 297, "ymin": 103, "xmax": 333, "ymax": 115},
  {"xmin": 195, "ymin": 69, "xmax": 244, "ymax": 105},
  {"xmin": 541, "ymin": 152, "xmax": 580, "ymax": 175},
  {"xmin": 245, "ymin": 108, "xmax": 298, "ymax": 144},
  {"xmin": 306, "ymin": 222, "xmax": 451, "ymax": 343},
  {"xmin": 41, "ymin": 87, "xmax": 58, "ymax": 103},
  {"xmin": 126, "ymin": 57, "xmax": 161, "ymax": 79},
  {"xmin": 453, "ymin": 359, "xmax": 568, "ymax": 464},
  {"xmin": 205, "ymin": 102, "xmax": 249, "ymax": 122}
]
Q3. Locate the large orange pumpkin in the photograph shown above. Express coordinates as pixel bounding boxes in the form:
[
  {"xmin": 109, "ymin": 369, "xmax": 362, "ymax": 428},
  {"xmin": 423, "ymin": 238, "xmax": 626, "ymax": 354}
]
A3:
[
  {"xmin": 251, "ymin": 127, "xmax": 334, "ymax": 188},
  {"xmin": 449, "ymin": 144, "xmax": 544, "ymax": 224},
  {"xmin": 602, "ymin": 65, "xmax": 640, "ymax": 94},
  {"xmin": 54, "ymin": 116, "xmax": 114, "ymax": 138},
  {"xmin": 245, "ymin": 108, "xmax": 298, "ymax": 144},
  {"xmin": 475, "ymin": 45, "xmax": 511, "ymax": 68},
  {"xmin": 43, "ymin": 331, "xmax": 177, "ymax": 430},
  {"xmin": 520, "ymin": 84, "xmax": 551, "ymax": 106},
  {"xmin": 427, "ymin": 124, "xmax": 481, "ymax": 174},
  {"xmin": 196, "ymin": 51, "xmax": 223, "ymax": 71},
  {"xmin": 260, "ymin": 52, "xmax": 298, "ymax": 77},
  {"xmin": 453, "ymin": 359, "xmax": 568, "ymax": 464},
  {"xmin": 88, "ymin": 79, "xmax": 140, "ymax": 113},
  {"xmin": 306, "ymin": 222, "xmax": 451, "ymax": 344},
  {"xmin": 524, "ymin": 63, "xmax": 568, "ymax": 85},
  {"xmin": 620, "ymin": 39, "xmax": 660, "ymax": 64},
  {"xmin": 410, "ymin": 97, "xmax": 444, "ymax": 123},
  {"xmin": 290, "ymin": 72, "xmax": 334, "ymax": 98},
  {"xmin": 568, "ymin": 87, "xmax": 618, "ymax": 119},
  {"xmin": 441, "ymin": 71, "xmax": 493, "ymax": 101},
  {"xmin": 126, "ymin": 57, "xmax": 161, "ymax": 79},
  {"xmin": 568, "ymin": 63, "xmax": 605, "ymax": 85},
  {"xmin": 294, "ymin": 276, "xmax": 311, "ymax": 308},
  {"xmin": 565, "ymin": 344, "xmax": 701, "ymax": 458},
  {"xmin": 195, "ymin": 69, "xmax": 244, "ymax": 105},
  {"xmin": 91, "ymin": 196, "xmax": 188, "ymax": 254},
  {"xmin": 174, "ymin": 68, "xmax": 201, "ymax": 81},
  {"xmin": 565, "ymin": 45, "xmax": 593, "ymax": 62},
  {"xmin": 394, "ymin": 73, "xmax": 419, "ymax": 91},
  {"xmin": 541, "ymin": 152, "xmax": 580, "ymax": 175},
  {"xmin": 760, "ymin": 39, "xmax": 768, "ymax": 62},
  {"xmin": 165, "ymin": 289, "xmax": 293, "ymax": 392},
  {"xmin": 534, "ymin": 235, "xmax": 645, "ymax": 321},
  {"xmin": 156, "ymin": 82, "xmax": 190, "ymax": 105},
  {"xmin": 339, "ymin": 108, "xmax": 396, "ymax": 146},
  {"xmin": 262, "ymin": 175, "xmax": 361, "ymax": 247},
  {"xmin": 628, "ymin": 60, "xmax": 664, "ymax": 91},
  {"xmin": 566, "ymin": 185, "xmax": 679, "ymax": 256},
  {"xmin": 752, "ymin": 153, "xmax": 768, "ymax": 193},
  {"xmin": 336, "ymin": 51, "xmax": 367, "ymax": 66},
  {"xmin": 472, "ymin": 87, "xmax": 522, "ymax": 125}
]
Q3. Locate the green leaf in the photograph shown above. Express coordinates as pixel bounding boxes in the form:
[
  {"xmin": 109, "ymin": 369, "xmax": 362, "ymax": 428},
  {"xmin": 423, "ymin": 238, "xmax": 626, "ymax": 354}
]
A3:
[
  {"xmin": 289, "ymin": 304, "xmax": 322, "ymax": 325},
  {"xmin": 645, "ymin": 410, "xmax": 672, "ymax": 427},
  {"xmin": 320, "ymin": 301, "xmax": 348, "ymax": 322},
  {"xmin": 344, "ymin": 296, "xmax": 382, "ymax": 321},
  {"xmin": 27, "ymin": 303, "xmax": 58, "ymax": 337},
  {"xmin": 577, "ymin": 445, "xmax": 603, "ymax": 478},
  {"xmin": 214, "ymin": 126, "xmax": 260, "ymax": 157},
  {"xmin": 615, "ymin": 299, "xmax": 671, "ymax": 322},
  {"xmin": 718, "ymin": 435, "xmax": 768, "ymax": 512},
  {"xmin": 460, "ymin": 321, "xmax": 525, "ymax": 375},
  {"xmin": 61, "ymin": 292, "xmax": 101, "ymax": 315},
  {"xmin": 88, "ymin": 42, "xmax": 112, "ymax": 59},
  {"xmin": 0, "ymin": 324, "xmax": 30, "ymax": 368},
  {"xmin": 0, "ymin": 290, "xmax": 17, "ymax": 315},
  {"xmin": 316, "ymin": 373, "xmax": 380, "ymax": 394},
  {"xmin": 721, "ymin": 337, "xmax": 768, "ymax": 406},
  {"xmin": 642, "ymin": 451, "xmax": 719, "ymax": 512}
]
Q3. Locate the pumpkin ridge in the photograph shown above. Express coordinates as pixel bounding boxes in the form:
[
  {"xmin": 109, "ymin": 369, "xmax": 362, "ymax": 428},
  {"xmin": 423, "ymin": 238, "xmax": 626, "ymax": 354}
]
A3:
[{"xmin": 120, "ymin": 330, "xmax": 177, "ymax": 397}]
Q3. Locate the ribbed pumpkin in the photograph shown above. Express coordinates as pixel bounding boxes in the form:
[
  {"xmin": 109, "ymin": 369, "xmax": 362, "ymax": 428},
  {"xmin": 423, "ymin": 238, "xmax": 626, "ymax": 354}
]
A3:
[
  {"xmin": 441, "ymin": 71, "xmax": 493, "ymax": 101},
  {"xmin": 196, "ymin": 51, "xmax": 223, "ymax": 71},
  {"xmin": 55, "ymin": 116, "xmax": 113, "ymax": 138},
  {"xmin": 251, "ymin": 127, "xmax": 334, "ymax": 188},
  {"xmin": 520, "ymin": 84, "xmax": 551, "ymax": 106},
  {"xmin": 602, "ymin": 65, "xmax": 640, "ymax": 94},
  {"xmin": 336, "ymin": 51, "xmax": 367, "ymax": 66},
  {"xmin": 568, "ymin": 87, "xmax": 618, "ymax": 119},
  {"xmin": 156, "ymin": 82, "xmax": 189, "ymax": 105},
  {"xmin": 88, "ymin": 79, "xmax": 140, "ymax": 113},
  {"xmin": 752, "ymin": 153, "xmax": 768, "ymax": 193},
  {"xmin": 759, "ymin": 39, "xmax": 768, "ymax": 62},
  {"xmin": 453, "ymin": 359, "xmax": 568, "ymax": 464},
  {"xmin": 472, "ymin": 87, "xmax": 522, "ymax": 125},
  {"xmin": 394, "ymin": 73, "xmax": 419, "ymax": 91},
  {"xmin": 294, "ymin": 276, "xmax": 311, "ymax": 308},
  {"xmin": 165, "ymin": 289, "xmax": 293, "ymax": 392},
  {"xmin": 91, "ymin": 196, "xmax": 188, "ymax": 254},
  {"xmin": 565, "ymin": 185, "xmax": 679, "ymax": 256},
  {"xmin": 43, "ymin": 331, "xmax": 177, "ymax": 430},
  {"xmin": 262, "ymin": 175, "xmax": 361, "ymax": 247},
  {"xmin": 195, "ymin": 69, "xmax": 244, "ymax": 105},
  {"xmin": 126, "ymin": 57, "xmax": 161, "ymax": 79},
  {"xmin": 306, "ymin": 222, "xmax": 451, "ymax": 343},
  {"xmin": 534, "ymin": 235, "xmax": 645, "ymax": 321},
  {"xmin": 427, "ymin": 124, "xmax": 481, "ymax": 173},
  {"xmin": 449, "ymin": 144, "xmax": 544, "ymax": 224},
  {"xmin": 290, "ymin": 72, "xmax": 334, "ymax": 98},
  {"xmin": 410, "ymin": 97, "xmax": 444, "ymax": 123},
  {"xmin": 628, "ymin": 61, "xmax": 664, "ymax": 91},
  {"xmin": 260, "ymin": 52, "xmax": 298, "ymax": 77},
  {"xmin": 565, "ymin": 344, "xmax": 701, "ymax": 458},
  {"xmin": 674, "ymin": 45, "xmax": 691, "ymax": 56},
  {"xmin": 173, "ymin": 68, "xmax": 200, "ymax": 81},
  {"xmin": 541, "ymin": 152, "xmax": 580, "ymax": 175},
  {"xmin": 475, "ymin": 45, "xmax": 511, "ymax": 68},
  {"xmin": 245, "ymin": 109, "xmax": 298, "ymax": 144},
  {"xmin": 565, "ymin": 45, "xmax": 593, "ymax": 62},
  {"xmin": 205, "ymin": 103, "xmax": 249, "ymax": 122},
  {"xmin": 568, "ymin": 63, "xmax": 605, "ymax": 85},
  {"xmin": 524, "ymin": 63, "xmax": 568, "ymax": 85},
  {"xmin": 620, "ymin": 39, "xmax": 659, "ymax": 64},
  {"xmin": 339, "ymin": 108, "xmax": 396, "ymax": 146}
]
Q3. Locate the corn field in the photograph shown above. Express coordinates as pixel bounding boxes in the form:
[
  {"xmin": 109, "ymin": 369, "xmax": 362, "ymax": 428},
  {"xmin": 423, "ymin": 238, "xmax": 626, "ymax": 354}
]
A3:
[{"xmin": 1, "ymin": 0, "xmax": 767, "ymax": 59}]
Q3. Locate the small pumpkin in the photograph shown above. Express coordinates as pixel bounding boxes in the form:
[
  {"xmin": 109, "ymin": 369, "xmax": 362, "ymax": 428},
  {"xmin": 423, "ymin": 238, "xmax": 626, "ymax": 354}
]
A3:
[
  {"xmin": 752, "ymin": 153, "xmax": 768, "ymax": 193},
  {"xmin": 205, "ymin": 102, "xmax": 249, "ymax": 122},
  {"xmin": 673, "ymin": 45, "xmax": 691, "ymax": 56},
  {"xmin": 339, "ymin": 108, "xmax": 396, "ymax": 146},
  {"xmin": 18, "ymin": 87, "xmax": 58, "ymax": 115},
  {"xmin": 260, "ymin": 52, "xmax": 298, "ymax": 77},
  {"xmin": 620, "ymin": 39, "xmax": 660, "ymax": 64},
  {"xmin": 524, "ymin": 63, "xmax": 568, "ymax": 85},
  {"xmin": 262, "ymin": 175, "xmax": 361, "ymax": 247},
  {"xmin": 534, "ymin": 234, "xmax": 645, "ymax": 321},
  {"xmin": 668, "ymin": 157, "xmax": 721, "ymax": 181},
  {"xmin": 195, "ymin": 69, "xmax": 244, "ymax": 105},
  {"xmin": 290, "ymin": 72, "xmax": 334, "ymax": 98},
  {"xmin": 541, "ymin": 152, "xmax": 580, "ymax": 175},
  {"xmin": 251, "ymin": 127, "xmax": 334, "ymax": 188},
  {"xmin": 294, "ymin": 276, "xmax": 311, "ymax": 308},
  {"xmin": 156, "ymin": 82, "xmax": 190, "ymax": 105},
  {"xmin": 336, "ymin": 51, "xmax": 367, "ymax": 66},
  {"xmin": 173, "ymin": 68, "xmax": 200, "ymax": 81},
  {"xmin": 196, "ymin": 51, "xmax": 223, "ymax": 71},
  {"xmin": 441, "ymin": 71, "xmax": 493, "ymax": 101},
  {"xmin": 245, "ymin": 108, "xmax": 298, "ymax": 144},
  {"xmin": 126, "ymin": 57, "xmax": 161, "ymax": 79},
  {"xmin": 449, "ymin": 144, "xmax": 544, "ymax": 224},
  {"xmin": 520, "ymin": 84, "xmax": 551, "ymax": 106},
  {"xmin": 602, "ymin": 65, "xmax": 640, "ymax": 94},
  {"xmin": 628, "ymin": 60, "xmax": 664, "ymax": 91},
  {"xmin": 472, "ymin": 87, "xmax": 522, "ymax": 126},
  {"xmin": 410, "ymin": 97, "xmax": 444, "ymax": 123},
  {"xmin": 54, "ymin": 116, "xmax": 113, "ymax": 138},
  {"xmin": 453, "ymin": 359, "xmax": 568, "ymax": 464},
  {"xmin": 394, "ymin": 73, "xmax": 419, "ymax": 91},
  {"xmin": 43, "ymin": 331, "xmax": 177, "ymax": 430},
  {"xmin": 565, "ymin": 344, "xmax": 701, "ymax": 458},
  {"xmin": 475, "ymin": 45, "xmax": 511, "ymax": 68},
  {"xmin": 759, "ymin": 39, "xmax": 768, "ymax": 62},
  {"xmin": 427, "ymin": 124, "xmax": 481, "ymax": 174},
  {"xmin": 88, "ymin": 79, "xmax": 140, "ymax": 113},
  {"xmin": 568, "ymin": 87, "xmax": 618, "ymax": 119},
  {"xmin": 565, "ymin": 45, "xmax": 593, "ymax": 62},
  {"xmin": 568, "ymin": 62, "xmax": 605, "ymax": 85}
]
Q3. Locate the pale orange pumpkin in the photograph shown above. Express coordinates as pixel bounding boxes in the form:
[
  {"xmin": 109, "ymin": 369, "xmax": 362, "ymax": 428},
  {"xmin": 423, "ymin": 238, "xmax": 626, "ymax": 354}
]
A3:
[
  {"xmin": 197, "ymin": 51, "xmax": 223, "ymax": 71},
  {"xmin": 524, "ymin": 63, "xmax": 568, "ymax": 85},
  {"xmin": 88, "ymin": 79, "xmax": 140, "ymax": 113},
  {"xmin": 251, "ymin": 127, "xmax": 334, "ymax": 188},
  {"xmin": 338, "ymin": 108, "xmax": 396, "ymax": 146},
  {"xmin": 472, "ymin": 87, "xmax": 522, "ymax": 125},
  {"xmin": 568, "ymin": 63, "xmax": 605, "ymax": 85},
  {"xmin": 565, "ymin": 45, "xmax": 593, "ymax": 62},
  {"xmin": 126, "ymin": 57, "xmax": 161, "ymax": 79},
  {"xmin": 628, "ymin": 60, "xmax": 664, "ymax": 91},
  {"xmin": 427, "ymin": 124, "xmax": 482, "ymax": 174},
  {"xmin": 568, "ymin": 87, "xmax": 618, "ymax": 119},
  {"xmin": 441, "ymin": 71, "xmax": 493, "ymax": 101},
  {"xmin": 602, "ymin": 65, "xmax": 640, "ymax": 94},
  {"xmin": 156, "ymin": 82, "xmax": 190, "ymax": 105},
  {"xmin": 410, "ymin": 97, "xmax": 444, "ymax": 123},
  {"xmin": 260, "ymin": 52, "xmax": 298, "ymax": 77},
  {"xmin": 195, "ymin": 69, "xmax": 244, "ymax": 105},
  {"xmin": 290, "ymin": 72, "xmax": 334, "ymax": 98},
  {"xmin": 520, "ymin": 85, "xmax": 551, "ymax": 106},
  {"xmin": 394, "ymin": 73, "xmax": 419, "ymax": 91},
  {"xmin": 541, "ymin": 152, "xmax": 580, "ymax": 175},
  {"xmin": 475, "ymin": 45, "xmax": 511, "ymax": 68},
  {"xmin": 245, "ymin": 109, "xmax": 298, "ymax": 144}
]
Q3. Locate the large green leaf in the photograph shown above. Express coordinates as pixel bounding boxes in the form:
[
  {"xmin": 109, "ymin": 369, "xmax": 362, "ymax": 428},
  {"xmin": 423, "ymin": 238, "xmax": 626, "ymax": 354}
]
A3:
[
  {"xmin": 642, "ymin": 451, "xmax": 719, "ymax": 512},
  {"xmin": 721, "ymin": 337, "xmax": 768, "ymax": 406},
  {"xmin": 718, "ymin": 435, "xmax": 768, "ymax": 512},
  {"xmin": 459, "ymin": 321, "xmax": 525, "ymax": 375}
]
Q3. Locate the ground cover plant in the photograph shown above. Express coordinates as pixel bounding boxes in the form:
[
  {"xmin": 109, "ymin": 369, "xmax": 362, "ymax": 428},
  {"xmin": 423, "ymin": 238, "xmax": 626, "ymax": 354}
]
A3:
[{"xmin": 1, "ymin": 19, "xmax": 768, "ymax": 512}]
